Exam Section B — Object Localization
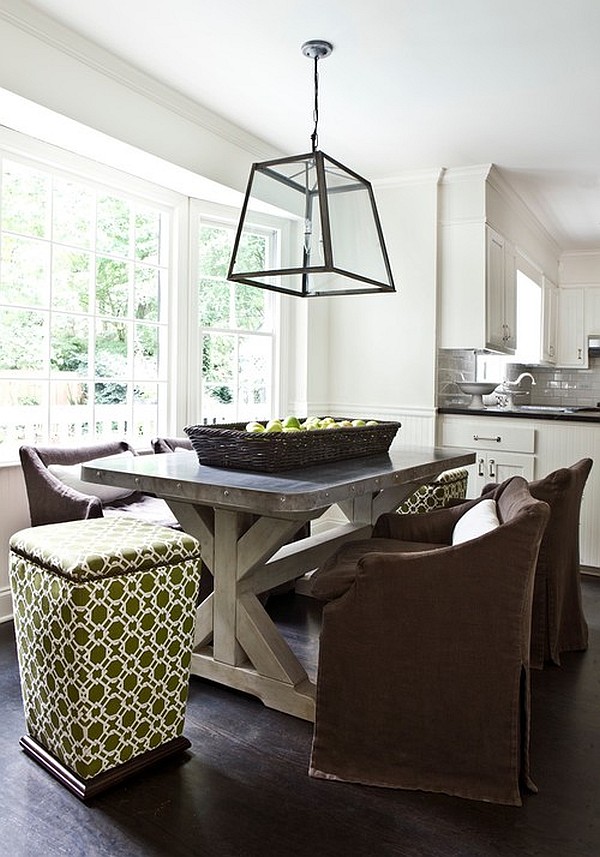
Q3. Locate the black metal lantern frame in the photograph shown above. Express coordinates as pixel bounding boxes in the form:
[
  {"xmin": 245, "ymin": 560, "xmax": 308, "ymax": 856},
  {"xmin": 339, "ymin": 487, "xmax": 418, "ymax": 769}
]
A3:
[{"xmin": 227, "ymin": 41, "xmax": 396, "ymax": 298}]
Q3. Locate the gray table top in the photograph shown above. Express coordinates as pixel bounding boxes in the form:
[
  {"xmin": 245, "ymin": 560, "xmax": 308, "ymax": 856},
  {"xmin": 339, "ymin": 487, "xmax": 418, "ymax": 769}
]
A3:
[{"xmin": 82, "ymin": 446, "xmax": 475, "ymax": 516}]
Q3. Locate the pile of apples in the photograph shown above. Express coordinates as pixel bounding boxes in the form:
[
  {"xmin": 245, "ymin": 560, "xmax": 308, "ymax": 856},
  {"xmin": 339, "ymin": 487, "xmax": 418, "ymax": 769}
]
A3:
[{"xmin": 244, "ymin": 416, "xmax": 379, "ymax": 433}]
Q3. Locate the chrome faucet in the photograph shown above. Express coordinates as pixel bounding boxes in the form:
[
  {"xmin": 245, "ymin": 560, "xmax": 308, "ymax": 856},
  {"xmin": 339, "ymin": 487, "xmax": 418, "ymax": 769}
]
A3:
[
  {"xmin": 502, "ymin": 372, "xmax": 536, "ymax": 389},
  {"xmin": 496, "ymin": 372, "xmax": 536, "ymax": 410}
]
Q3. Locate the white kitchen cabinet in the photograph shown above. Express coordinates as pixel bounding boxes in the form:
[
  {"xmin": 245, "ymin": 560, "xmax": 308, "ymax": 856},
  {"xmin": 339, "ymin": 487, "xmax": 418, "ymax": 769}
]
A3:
[
  {"xmin": 470, "ymin": 450, "xmax": 534, "ymax": 494},
  {"xmin": 557, "ymin": 287, "xmax": 586, "ymax": 367},
  {"xmin": 438, "ymin": 415, "xmax": 535, "ymax": 498},
  {"xmin": 584, "ymin": 286, "xmax": 600, "ymax": 336},
  {"xmin": 438, "ymin": 413, "xmax": 600, "ymax": 570},
  {"xmin": 541, "ymin": 277, "xmax": 558, "ymax": 364},
  {"xmin": 533, "ymin": 418, "xmax": 600, "ymax": 569},
  {"xmin": 486, "ymin": 228, "xmax": 517, "ymax": 353},
  {"xmin": 439, "ymin": 223, "xmax": 516, "ymax": 354}
]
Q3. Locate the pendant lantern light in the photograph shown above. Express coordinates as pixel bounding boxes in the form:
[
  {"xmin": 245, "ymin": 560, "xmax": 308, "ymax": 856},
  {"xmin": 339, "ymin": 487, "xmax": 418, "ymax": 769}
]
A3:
[{"xmin": 227, "ymin": 40, "xmax": 396, "ymax": 297}]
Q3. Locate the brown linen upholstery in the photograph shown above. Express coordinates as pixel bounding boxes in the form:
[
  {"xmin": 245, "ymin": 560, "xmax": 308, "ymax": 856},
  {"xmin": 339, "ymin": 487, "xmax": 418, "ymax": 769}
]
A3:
[
  {"xmin": 151, "ymin": 436, "xmax": 193, "ymax": 454},
  {"xmin": 482, "ymin": 458, "xmax": 592, "ymax": 668},
  {"xmin": 309, "ymin": 477, "xmax": 550, "ymax": 806},
  {"xmin": 19, "ymin": 442, "xmax": 179, "ymax": 528}
]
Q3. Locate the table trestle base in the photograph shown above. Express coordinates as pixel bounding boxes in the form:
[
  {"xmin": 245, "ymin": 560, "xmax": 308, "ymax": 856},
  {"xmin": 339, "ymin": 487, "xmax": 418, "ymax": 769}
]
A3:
[{"xmin": 190, "ymin": 649, "xmax": 316, "ymax": 721}]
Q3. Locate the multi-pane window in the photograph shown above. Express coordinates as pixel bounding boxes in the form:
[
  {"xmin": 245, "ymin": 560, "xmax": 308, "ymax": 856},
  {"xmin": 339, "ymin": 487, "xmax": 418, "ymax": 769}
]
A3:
[
  {"xmin": 0, "ymin": 154, "xmax": 172, "ymax": 460},
  {"xmin": 197, "ymin": 220, "xmax": 277, "ymax": 423}
]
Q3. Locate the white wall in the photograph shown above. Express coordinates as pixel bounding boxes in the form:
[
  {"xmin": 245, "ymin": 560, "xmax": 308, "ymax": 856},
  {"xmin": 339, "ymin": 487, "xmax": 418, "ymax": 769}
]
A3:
[
  {"xmin": 560, "ymin": 252, "xmax": 600, "ymax": 285},
  {"xmin": 321, "ymin": 171, "xmax": 441, "ymax": 446}
]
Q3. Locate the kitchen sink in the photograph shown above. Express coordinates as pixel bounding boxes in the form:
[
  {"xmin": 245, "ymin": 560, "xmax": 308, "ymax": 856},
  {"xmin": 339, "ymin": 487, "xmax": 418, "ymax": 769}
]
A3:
[
  {"xmin": 517, "ymin": 405, "xmax": 571, "ymax": 413},
  {"xmin": 517, "ymin": 405, "xmax": 600, "ymax": 414}
]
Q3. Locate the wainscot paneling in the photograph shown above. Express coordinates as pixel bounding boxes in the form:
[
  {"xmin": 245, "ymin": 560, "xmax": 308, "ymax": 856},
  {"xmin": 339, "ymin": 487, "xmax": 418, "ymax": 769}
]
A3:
[{"xmin": 0, "ymin": 464, "xmax": 30, "ymax": 622}]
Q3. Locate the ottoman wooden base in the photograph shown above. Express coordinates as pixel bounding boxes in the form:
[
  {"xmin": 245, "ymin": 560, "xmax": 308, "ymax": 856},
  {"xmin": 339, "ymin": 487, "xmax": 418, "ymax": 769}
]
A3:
[{"xmin": 20, "ymin": 734, "xmax": 192, "ymax": 801}]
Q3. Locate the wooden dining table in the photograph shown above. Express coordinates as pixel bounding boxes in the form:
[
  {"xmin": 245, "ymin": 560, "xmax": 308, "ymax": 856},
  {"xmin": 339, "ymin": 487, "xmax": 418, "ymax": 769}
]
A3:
[{"xmin": 82, "ymin": 445, "xmax": 475, "ymax": 721}]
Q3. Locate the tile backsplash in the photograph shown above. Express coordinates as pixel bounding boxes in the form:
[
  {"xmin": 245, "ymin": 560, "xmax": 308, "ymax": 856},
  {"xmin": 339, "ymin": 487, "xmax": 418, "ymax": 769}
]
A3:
[
  {"xmin": 437, "ymin": 349, "xmax": 600, "ymax": 408},
  {"xmin": 437, "ymin": 349, "xmax": 477, "ymax": 407},
  {"xmin": 525, "ymin": 360, "xmax": 600, "ymax": 408}
]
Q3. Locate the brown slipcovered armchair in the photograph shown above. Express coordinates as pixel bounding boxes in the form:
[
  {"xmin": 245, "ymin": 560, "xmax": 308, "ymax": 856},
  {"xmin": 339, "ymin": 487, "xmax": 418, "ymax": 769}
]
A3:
[
  {"xmin": 309, "ymin": 477, "xmax": 549, "ymax": 806},
  {"xmin": 19, "ymin": 441, "xmax": 178, "ymax": 528},
  {"xmin": 482, "ymin": 458, "xmax": 592, "ymax": 668},
  {"xmin": 151, "ymin": 436, "xmax": 193, "ymax": 454}
]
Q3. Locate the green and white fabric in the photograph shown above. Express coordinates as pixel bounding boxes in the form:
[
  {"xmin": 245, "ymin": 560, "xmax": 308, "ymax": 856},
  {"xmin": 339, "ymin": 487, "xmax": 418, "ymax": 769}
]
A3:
[
  {"xmin": 9, "ymin": 517, "xmax": 201, "ymax": 781},
  {"xmin": 397, "ymin": 467, "xmax": 469, "ymax": 515}
]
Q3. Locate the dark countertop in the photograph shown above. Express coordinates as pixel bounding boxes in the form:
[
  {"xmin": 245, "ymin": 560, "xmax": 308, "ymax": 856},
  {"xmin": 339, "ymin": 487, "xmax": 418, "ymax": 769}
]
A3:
[{"xmin": 438, "ymin": 406, "xmax": 600, "ymax": 423}]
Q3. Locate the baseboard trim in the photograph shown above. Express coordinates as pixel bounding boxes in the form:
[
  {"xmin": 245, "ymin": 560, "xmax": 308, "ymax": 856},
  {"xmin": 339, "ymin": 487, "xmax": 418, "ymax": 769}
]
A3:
[{"xmin": 0, "ymin": 587, "xmax": 13, "ymax": 623}]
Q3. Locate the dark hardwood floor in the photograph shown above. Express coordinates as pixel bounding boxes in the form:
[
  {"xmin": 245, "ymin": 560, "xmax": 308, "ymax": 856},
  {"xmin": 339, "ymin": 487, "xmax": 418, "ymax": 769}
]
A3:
[{"xmin": 1, "ymin": 579, "xmax": 600, "ymax": 857}]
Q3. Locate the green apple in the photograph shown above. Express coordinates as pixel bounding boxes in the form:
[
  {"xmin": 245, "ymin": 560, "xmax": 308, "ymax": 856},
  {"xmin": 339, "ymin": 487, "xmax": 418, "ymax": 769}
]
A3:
[
  {"xmin": 282, "ymin": 415, "xmax": 301, "ymax": 429},
  {"xmin": 245, "ymin": 421, "xmax": 265, "ymax": 433},
  {"xmin": 338, "ymin": 419, "xmax": 353, "ymax": 428},
  {"xmin": 351, "ymin": 418, "xmax": 366, "ymax": 427},
  {"xmin": 325, "ymin": 421, "xmax": 340, "ymax": 429},
  {"xmin": 282, "ymin": 426, "xmax": 301, "ymax": 432},
  {"xmin": 366, "ymin": 419, "xmax": 379, "ymax": 425},
  {"xmin": 265, "ymin": 419, "xmax": 283, "ymax": 432},
  {"xmin": 320, "ymin": 416, "xmax": 336, "ymax": 426}
]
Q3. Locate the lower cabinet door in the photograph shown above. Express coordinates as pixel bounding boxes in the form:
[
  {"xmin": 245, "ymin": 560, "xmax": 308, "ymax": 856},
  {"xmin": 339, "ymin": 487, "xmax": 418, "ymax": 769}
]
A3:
[{"xmin": 469, "ymin": 451, "xmax": 535, "ymax": 496}]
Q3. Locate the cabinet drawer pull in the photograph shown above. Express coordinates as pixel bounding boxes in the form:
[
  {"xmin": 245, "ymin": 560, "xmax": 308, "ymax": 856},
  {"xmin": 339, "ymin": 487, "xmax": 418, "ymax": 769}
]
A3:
[
  {"xmin": 478, "ymin": 457, "xmax": 485, "ymax": 477},
  {"xmin": 473, "ymin": 434, "xmax": 502, "ymax": 443}
]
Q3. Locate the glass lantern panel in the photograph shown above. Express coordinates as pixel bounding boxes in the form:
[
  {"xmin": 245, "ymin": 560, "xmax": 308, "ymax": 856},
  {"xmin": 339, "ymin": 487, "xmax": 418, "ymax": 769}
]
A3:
[{"xmin": 322, "ymin": 155, "xmax": 393, "ymax": 289}]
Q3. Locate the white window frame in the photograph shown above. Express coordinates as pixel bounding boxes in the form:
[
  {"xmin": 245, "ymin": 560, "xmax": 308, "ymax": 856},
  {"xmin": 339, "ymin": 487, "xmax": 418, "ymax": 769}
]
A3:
[
  {"xmin": 0, "ymin": 126, "xmax": 187, "ymax": 460},
  {"xmin": 186, "ymin": 199, "xmax": 284, "ymax": 429}
]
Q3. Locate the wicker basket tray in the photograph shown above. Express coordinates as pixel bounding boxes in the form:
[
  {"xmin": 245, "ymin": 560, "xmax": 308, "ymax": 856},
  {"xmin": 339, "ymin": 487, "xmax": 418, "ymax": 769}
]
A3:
[{"xmin": 184, "ymin": 420, "xmax": 401, "ymax": 472}]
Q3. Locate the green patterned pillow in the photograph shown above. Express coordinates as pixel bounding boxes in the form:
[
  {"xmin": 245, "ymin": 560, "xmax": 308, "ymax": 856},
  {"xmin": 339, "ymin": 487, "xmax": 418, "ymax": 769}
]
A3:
[{"xmin": 398, "ymin": 467, "xmax": 469, "ymax": 515}]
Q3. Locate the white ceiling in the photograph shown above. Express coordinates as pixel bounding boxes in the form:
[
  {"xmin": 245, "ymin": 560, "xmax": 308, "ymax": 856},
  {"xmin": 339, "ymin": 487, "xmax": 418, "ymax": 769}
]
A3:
[{"xmin": 23, "ymin": 0, "xmax": 600, "ymax": 252}]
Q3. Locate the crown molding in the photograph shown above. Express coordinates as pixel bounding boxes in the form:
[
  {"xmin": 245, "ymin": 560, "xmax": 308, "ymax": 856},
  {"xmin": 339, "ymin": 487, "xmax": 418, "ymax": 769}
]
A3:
[
  {"xmin": 375, "ymin": 168, "xmax": 444, "ymax": 189},
  {"xmin": 486, "ymin": 164, "xmax": 561, "ymax": 256},
  {"xmin": 0, "ymin": 0, "xmax": 278, "ymax": 162},
  {"xmin": 560, "ymin": 249, "xmax": 600, "ymax": 259},
  {"xmin": 440, "ymin": 164, "xmax": 493, "ymax": 184}
]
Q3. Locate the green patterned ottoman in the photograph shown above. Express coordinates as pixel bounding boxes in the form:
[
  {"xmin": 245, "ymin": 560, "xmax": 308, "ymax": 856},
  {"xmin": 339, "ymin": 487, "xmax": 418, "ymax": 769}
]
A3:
[{"xmin": 9, "ymin": 517, "xmax": 202, "ymax": 800}]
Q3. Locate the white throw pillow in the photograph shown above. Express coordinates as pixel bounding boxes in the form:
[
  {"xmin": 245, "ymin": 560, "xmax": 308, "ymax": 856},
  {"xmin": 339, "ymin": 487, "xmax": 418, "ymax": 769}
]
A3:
[
  {"xmin": 48, "ymin": 451, "xmax": 135, "ymax": 504},
  {"xmin": 452, "ymin": 499, "xmax": 500, "ymax": 545}
]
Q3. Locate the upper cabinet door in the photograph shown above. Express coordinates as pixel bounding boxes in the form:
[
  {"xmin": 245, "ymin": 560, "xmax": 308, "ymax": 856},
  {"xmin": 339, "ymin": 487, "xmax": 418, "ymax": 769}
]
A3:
[
  {"xmin": 557, "ymin": 288, "xmax": 586, "ymax": 368},
  {"xmin": 584, "ymin": 287, "xmax": 600, "ymax": 336},
  {"xmin": 542, "ymin": 278, "xmax": 558, "ymax": 364},
  {"xmin": 485, "ymin": 227, "xmax": 516, "ymax": 354},
  {"xmin": 503, "ymin": 240, "xmax": 517, "ymax": 352}
]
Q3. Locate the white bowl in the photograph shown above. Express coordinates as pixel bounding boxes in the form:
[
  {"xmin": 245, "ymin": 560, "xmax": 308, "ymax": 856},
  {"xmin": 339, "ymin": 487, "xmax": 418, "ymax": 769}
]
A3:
[{"xmin": 457, "ymin": 382, "xmax": 498, "ymax": 395}]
